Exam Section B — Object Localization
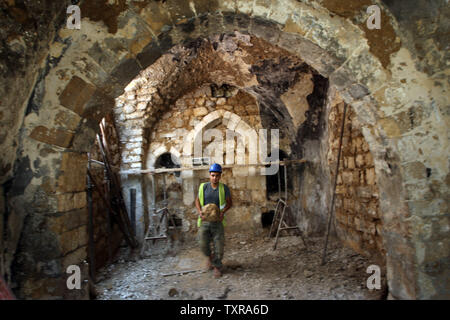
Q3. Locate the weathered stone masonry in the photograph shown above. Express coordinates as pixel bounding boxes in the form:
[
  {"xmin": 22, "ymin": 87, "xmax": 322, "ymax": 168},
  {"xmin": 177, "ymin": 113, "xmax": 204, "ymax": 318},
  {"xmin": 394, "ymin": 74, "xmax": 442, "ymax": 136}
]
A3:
[{"xmin": 0, "ymin": 0, "xmax": 447, "ymax": 299}]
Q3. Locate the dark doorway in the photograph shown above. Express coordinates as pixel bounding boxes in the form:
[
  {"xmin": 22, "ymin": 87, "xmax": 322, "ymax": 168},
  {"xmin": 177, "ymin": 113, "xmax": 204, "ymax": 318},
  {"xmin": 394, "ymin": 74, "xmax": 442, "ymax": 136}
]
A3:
[
  {"xmin": 155, "ymin": 152, "xmax": 181, "ymax": 177},
  {"xmin": 261, "ymin": 210, "xmax": 275, "ymax": 228},
  {"xmin": 266, "ymin": 150, "xmax": 288, "ymax": 199}
]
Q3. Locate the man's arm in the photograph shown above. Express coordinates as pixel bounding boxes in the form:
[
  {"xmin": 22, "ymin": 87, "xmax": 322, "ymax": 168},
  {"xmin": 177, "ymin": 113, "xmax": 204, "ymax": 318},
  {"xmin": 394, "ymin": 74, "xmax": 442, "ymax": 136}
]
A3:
[
  {"xmin": 220, "ymin": 196, "xmax": 232, "ymax": 221},
  {"xmin": 195, "ymin": 196, "xmax": 204, "ymax": 219}
]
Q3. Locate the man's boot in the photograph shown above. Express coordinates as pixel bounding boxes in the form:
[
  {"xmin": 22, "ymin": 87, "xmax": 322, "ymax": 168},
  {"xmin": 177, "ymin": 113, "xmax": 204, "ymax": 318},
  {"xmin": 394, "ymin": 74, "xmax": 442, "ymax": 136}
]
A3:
[
  {"xmin": 206, "ymin": 255, "xmax": 214, "ymax": 270},
  {"xmin": 213, "ymin": 267, "xmax": 222, "ymax": 278}
]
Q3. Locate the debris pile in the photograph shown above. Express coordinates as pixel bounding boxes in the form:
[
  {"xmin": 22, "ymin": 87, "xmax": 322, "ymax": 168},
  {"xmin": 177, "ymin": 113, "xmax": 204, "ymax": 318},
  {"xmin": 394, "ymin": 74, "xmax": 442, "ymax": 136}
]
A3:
[{"xmin": 96, "ymin": 234, "xmax": 387, "ymax": 300}]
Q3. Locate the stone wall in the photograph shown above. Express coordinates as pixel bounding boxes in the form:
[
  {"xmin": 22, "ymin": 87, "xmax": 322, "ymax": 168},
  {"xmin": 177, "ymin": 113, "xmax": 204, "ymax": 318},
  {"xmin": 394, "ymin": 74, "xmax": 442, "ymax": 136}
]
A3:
[
  {"xmin": 120, "ymin": 83, "xmax": 273, "ymax": 237},
  {"xmin": 0, "ymin": 0, "xmax": 448, "ymax": 299},
  {"xmin": 0, "ymin": 0, "xmax": 72, "ymax": 296},
  {"xmin": 328, "ymin": 98, "xmax": 384, "ymax": 262}
]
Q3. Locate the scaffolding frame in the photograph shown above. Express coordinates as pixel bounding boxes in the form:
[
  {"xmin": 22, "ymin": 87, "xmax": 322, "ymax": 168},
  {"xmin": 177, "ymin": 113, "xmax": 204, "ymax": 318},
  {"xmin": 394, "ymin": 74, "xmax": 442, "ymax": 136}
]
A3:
[
  {"xmin": 91, "ymin": 158, "xmax": 310, "ymax": 255},
  {"xmin": 267, "ymin": 163, "xmax": 308, "ymax": 251},
  {"xmin": 118, "ymin": 159, "xmax": 307, "ymax": 175}
]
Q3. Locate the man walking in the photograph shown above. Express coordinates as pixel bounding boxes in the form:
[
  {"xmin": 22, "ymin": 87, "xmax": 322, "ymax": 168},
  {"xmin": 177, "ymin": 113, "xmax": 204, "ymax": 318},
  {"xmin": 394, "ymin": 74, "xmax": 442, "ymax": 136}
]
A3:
[{"xmin": 195, "ymin": 163, "xmax": 232, "ymax": 278}]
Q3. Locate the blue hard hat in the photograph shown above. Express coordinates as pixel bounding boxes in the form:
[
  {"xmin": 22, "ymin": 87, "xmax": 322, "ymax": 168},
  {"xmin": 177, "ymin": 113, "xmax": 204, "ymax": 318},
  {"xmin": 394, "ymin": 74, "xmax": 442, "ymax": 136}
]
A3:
[{"xmin": 209, "ymin": 163, "xmax": 222, "ymax": 172}]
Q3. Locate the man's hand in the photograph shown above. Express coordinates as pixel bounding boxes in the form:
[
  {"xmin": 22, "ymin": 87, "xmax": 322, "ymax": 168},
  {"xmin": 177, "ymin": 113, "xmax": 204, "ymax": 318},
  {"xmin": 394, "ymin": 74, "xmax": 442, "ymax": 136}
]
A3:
[
  {"xmin": 219, "ymin": 210, "xmax": 225, "ymax": 222},
  {"xmin": 195, "ymin": 197, "xmax": 203, "ymax": 219}
]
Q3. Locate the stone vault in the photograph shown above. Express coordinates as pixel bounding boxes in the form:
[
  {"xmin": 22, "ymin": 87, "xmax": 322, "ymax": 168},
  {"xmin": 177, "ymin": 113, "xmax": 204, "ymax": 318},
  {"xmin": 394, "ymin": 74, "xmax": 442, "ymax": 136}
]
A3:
[{"xmin": 0, "ymin": 0, "xmax": 448, "ymax": 300}]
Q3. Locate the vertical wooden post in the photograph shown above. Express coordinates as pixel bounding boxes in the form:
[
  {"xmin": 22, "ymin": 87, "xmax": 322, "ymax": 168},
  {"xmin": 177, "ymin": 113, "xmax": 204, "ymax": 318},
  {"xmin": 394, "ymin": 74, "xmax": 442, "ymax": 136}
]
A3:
[
  {"xmin": 87, "ymin": 153, "xmax": 96, "ymax": 282},
  {"xmin": 130, "ymin": 188, "xmax": 136, "ymax": 236},
  {"xmin": 322, "ymin": 103, "xmax": 348, "ymax": 265},
  {"xmin": 162, "ymin": 174, "xmax": 167, "ymax": 204},
  {"xmin": 277, "ymin": 167, "xmax": 281, "ymax": 199},
  {"xmin": 284, "ymin": 164, "xmax": 287, "ymax": 201},
  {"xmin": 104, "ymin": 160, "xmax": 113, "ymax": 264}
]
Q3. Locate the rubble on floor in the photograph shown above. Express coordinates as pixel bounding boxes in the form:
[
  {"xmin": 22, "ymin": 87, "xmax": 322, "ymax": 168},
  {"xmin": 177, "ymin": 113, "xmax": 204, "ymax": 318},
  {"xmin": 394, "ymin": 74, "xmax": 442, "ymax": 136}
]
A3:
[{"xmin": 95, "ymin": 233, "xmax": 387, "ymax": 300}]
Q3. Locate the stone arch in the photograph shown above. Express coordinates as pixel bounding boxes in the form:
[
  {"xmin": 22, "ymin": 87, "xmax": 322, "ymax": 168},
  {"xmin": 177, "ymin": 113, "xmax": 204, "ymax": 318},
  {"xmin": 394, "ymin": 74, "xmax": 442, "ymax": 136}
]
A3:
[
  {"xmin": 182, "ymin": 110, "xmax": 260, "ymax": 167},
  {"xmin": 8, "ymin": 1, "xmax": 445, "ymax": 299},
  {"xmin": 145, "ymin": 144, "xmax": 183, "ymax": 170}
]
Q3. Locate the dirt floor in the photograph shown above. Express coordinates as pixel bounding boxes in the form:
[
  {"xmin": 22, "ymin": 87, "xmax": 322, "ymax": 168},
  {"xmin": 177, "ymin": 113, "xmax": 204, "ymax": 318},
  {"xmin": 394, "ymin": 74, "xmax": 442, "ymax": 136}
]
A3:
[{"xmin": 94, "ymin": 231, "xmax": 387, "ymax": 300}]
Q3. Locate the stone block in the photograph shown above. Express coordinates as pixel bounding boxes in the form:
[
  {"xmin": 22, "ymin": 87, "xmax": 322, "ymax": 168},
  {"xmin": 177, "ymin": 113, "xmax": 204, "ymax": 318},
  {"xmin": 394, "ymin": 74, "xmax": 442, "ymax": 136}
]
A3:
[
  {"xmin": 345, "ymin": 230, "xmax": 363, "ymax": 252},
  {"xmin": 379, "ymin": 117, "xmax": 402, "ymax": 138},
  {"xmin": 336, "ymin": 172, "xmax": 343, "ymax": 185},
  {"xmin": 137, "ymin": 1, "xmax": 172, "ymax": 34},
  {"xmin": 71, "ymin": 119, "xmax": 98, "ymax": 153},
  {"xmin": 109, "ymin": 58, "xmax": 142, "ymax": 89},
  {"xmin": 355, "ymin": 154, "xmax": 365, "ymax": 168},
  {"xmin": 62, "ymin": 247, "xmax": 87, "ymax": 271},
  {"xmin": 196, "ymin": 97, "xmax": 206, "ymax": 106},
  {"xmin": 48, "ymin": 208, "xmax": 88, "ymax": 235},
  {"xmin": 342, "ymin": 171, "xmax": 353, "ymax": 184},
  {"xmin": 59, "ymin": 76, "xmax": 96, "ymax": 116},
  {"xmin": 245, "ymin": 104, "xmax": 259, "ymax": 115},
  {"xmin": 246, "ymin": 176, "xmax": 264, "ymax": 190},
  {"xmin": 353, "ymin": 171, "xmax": 361, "ymax": 185},
  {"xmin": 54, "ymin": 109, "xmax": 82, "ymax": 131},
  {"xmin": 341, "ymin": 48, "xmax": 388, "ymax": 93},
  {"xmin": 356, "ymin": 186, "xmax": 374, "ymax": 200},
  {"xmin": 77, "ymin": 226, "xmax": 88, "ymax": 248},
  {"xmin": 366, "ymin": 167, "xmax": 376, "ymax": 185},
  {"xmin": 193, "ymin": 107, "xmax": 208, "ymax": 117},
  {"xmin": 335, "ymin": 185, "xmax": 346, "ymax": 194},
  {"xmin": 216, "ymin": 98, "xmax": 226, "ymax": 106},
  {"xmin": 235, "ymin": 12, "xmax": 251, "ymax": 30},
  {"xmin": 251, "ymin": 190, "xmax": 265, "ymax": 203},
  {"xmin": 124, "ymin": 104, "xmax": 136, "ymax": 114},
  {"xmin": 347, "ymin": 156, "xmax": 355, "ymax": 169},
  {"xmin": 250, "ymin": 16, "xmax": 282, "ymax": 44},
  {"xmin": 57, "ymin": 152, "xmax": 88, "ymax": 193},
  {"xmin": 57, "ymin": 192, "xmax": 87, "ymax": 213},
  {"xmin": 136, "ymin": 40, "xmax": 164, "ymax": 70},
  {"xmin": 408, "ymin": 199, "xmax": 447, "ymax": 218},
  {"xmin": 129, "ymin": 33, "xmax": 154, "ymax": 58},
  {"xmin": 166, "ymin": 0, "xmax": 196, "ymax": 23},
  {"xmin": 87, "ymin": 40, "xmax": 120, "ymax": 75},
  {"xmin": 403, "ymin": 161, "xmax": 427, "ymax": 180},
  {"xmin": 335, "ymin": 209, "xmax": 347, "ymax": 225},
  {"xmin": 354, "ymin": 217, "xmax": 362, "ymax": 231},
  {"xmin": 29, "ymin": 126, "xmax": 74, "ymax": 148},
  {"xmin": 367, "ymin": 201, "xmax": 379, "ymax": 219},
  {"xmin": 59, "ymin": 228, "xmax": 80, "ymax": 255},
  {"xmin": 343, "ymin": 198, "xmax": 354, "ymax": 211},
  {"xmin": 365, "ymin": 152, "xmax": 374, "ymax": 166}
]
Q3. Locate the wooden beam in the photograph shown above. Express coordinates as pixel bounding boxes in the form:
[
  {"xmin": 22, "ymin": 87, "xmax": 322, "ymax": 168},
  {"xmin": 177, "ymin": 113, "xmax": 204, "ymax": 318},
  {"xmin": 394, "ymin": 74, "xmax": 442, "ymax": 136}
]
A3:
[
  {"xmin": 119, "ymin": 159, "xmax": 307, "ymax": 175},
  {"xmin": 162, "ymin": 269, "xmax": 204, "ymax": 277},
  {"xmin": 88, "ymin": 159, "xmax": 120, "ymax": 171}
]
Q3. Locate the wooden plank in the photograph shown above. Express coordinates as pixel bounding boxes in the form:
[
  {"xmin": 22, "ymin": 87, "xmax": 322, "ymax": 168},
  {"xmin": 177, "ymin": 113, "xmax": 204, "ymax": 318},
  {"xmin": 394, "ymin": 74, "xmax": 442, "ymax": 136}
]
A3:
[
  {"xmin": 87, "ymin": 169, "xmax": 136, "ymax": 249},
  {"xmin": 89, "ymin": 159, "xmax": 120, "ymax": 171},
  {"xmin": 119, "ymin": 159, "xmax": 307, "ymax": 175},
  {"xmin": 96, "ymin": 134, "xmax": 138, "ymax": 248},
  {"xmin": 130, "ymin": 188, "xmax": 136, "ymax": 236},
  {"xmin": 86, "ymin": 153, "xmax": 96, "ymax": 283},
  {"xmin": 145, "ymin": 236, "xmax": 167, "ymax": 240},
  {"xmin": 162, "ymin": 269, "xmax": 204, "ymax": 277}
]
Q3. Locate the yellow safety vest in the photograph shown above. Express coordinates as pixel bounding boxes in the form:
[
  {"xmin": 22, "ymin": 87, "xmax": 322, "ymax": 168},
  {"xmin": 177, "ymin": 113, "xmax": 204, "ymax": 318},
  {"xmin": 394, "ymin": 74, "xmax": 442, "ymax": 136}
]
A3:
[{"xmin": 198, "ymin": 182, "xmax": 226, "ymax": 227}]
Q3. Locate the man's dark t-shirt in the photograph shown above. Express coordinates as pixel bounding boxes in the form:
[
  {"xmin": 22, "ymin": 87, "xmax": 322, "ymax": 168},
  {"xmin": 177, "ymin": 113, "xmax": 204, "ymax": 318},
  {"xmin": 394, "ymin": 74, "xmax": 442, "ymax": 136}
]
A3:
[{"xmin": 202, "ymin": 182, "xmax": 231, "ymax": 209}]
